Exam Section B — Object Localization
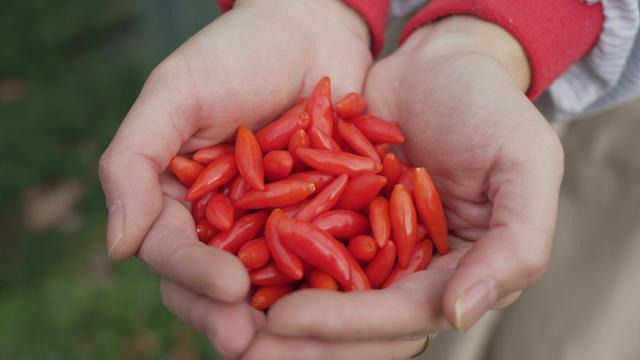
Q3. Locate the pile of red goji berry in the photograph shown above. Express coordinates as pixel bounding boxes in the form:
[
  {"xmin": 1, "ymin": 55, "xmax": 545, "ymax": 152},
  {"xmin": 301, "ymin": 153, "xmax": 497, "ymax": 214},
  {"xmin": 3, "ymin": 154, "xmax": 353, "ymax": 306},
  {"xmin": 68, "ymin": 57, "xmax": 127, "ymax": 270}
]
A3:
[{"xmin": 169, "ymin": 77, "xmax": 448, "ymax": 310}]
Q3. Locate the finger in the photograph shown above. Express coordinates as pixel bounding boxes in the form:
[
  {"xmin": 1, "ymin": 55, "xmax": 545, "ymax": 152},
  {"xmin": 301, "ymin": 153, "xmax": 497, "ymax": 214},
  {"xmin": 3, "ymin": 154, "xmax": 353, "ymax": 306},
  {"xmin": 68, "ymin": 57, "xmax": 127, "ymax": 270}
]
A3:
[
  {"xmin": 139, "ymin": 195, "xmax": 249, "ymax": 302},
  {"xmin": 428, "ymin": 236, "xmax": 472, "ymax": 270},
  {"xmin": 159, "ymin": 172, "xmax": 187, "ymax": 203},
  {"xmin": 99, "ymin": 55, "xmax": 201, "ymax": 259},
  {"xmin": 241, "ymin": 332, "xmax": 428, "ymax": 360},
  {"xmin": 161, "ymin": 279, "xmax": 256, "ymax": 358},
  {"xmin": 266, "ymin": 268, "xmax": 453, "ymax": 341},
  {"xmin": 250, "ymin": 307, "xmax": 268, "ymax": 329},
  {"xmin": 443, "ymin": 130, "xmax": 564, "ymax": 331}
]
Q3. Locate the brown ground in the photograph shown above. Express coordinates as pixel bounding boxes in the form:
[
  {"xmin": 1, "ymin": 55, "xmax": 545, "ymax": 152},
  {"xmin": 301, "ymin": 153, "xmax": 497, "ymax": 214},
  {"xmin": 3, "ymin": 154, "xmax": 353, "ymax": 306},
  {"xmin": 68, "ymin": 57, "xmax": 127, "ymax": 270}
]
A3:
[{"xmin": 423, "ymin": 100, "xmax": 640, "ymax": 360}]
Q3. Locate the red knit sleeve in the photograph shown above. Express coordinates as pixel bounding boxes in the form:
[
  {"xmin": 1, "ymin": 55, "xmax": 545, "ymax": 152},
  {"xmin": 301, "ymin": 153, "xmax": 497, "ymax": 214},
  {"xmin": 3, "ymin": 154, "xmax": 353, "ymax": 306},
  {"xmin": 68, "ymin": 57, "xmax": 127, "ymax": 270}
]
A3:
[
  {"xmin": 216, "ymin": 0, "xmax": 233, "ymax": 12},
  {"xmin": 342, "ymin": 0, "xmax": 389, "ymax": 56},
  {"xmin": 400, "ymin": 0, "xmax": 604, "ymax": 100},
  {"xmin": 216, "ymin": 0, "xmax": 389, "ymax": 56}
]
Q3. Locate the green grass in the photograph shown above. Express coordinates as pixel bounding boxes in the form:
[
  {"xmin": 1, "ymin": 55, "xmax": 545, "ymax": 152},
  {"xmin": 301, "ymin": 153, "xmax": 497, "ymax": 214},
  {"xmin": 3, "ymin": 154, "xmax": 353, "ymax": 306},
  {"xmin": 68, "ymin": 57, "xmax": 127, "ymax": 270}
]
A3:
[
  {"xmin": 0, "ymin": 247, "xmax": 216, "ymax": 359},
  {"xmin": 0, "ymin": 0, "xmax": 218, "ymax": 358}
]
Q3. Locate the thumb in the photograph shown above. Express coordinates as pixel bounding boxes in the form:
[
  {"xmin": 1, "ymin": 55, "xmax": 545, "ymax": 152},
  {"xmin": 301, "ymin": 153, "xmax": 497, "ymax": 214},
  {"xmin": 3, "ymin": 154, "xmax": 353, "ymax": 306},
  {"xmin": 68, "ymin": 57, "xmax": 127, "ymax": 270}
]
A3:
[
  {"xmin": 99, "ymin": 58, "xmax": 200, "ymax": 259},
  {"xmin": 443, "ymin": 133, "xmax": 564, "ymax": 331}
]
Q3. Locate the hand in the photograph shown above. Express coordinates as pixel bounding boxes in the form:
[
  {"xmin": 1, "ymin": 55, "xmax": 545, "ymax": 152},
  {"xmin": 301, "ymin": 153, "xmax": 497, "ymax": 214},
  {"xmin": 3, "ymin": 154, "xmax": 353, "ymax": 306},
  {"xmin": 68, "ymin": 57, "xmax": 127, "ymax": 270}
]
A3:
[
  {"xmin": 246, "ymin": 16, "xmax": 563, "ymax": 359},
  {"xmin": 365, "ymin": 15, "xmax": 564, "ymax": 331},
  {"xmin": 98, "ymin": 0, "xmax": 372, "ymax": 356}
]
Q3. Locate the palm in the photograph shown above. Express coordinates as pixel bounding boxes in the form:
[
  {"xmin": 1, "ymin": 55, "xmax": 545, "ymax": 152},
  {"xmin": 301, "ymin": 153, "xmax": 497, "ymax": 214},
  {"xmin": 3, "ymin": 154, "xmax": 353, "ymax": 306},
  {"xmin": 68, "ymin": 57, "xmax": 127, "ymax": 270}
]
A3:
[{"xmin": 366, "ymin": 51, "xmax": 560, "ymax": 266}]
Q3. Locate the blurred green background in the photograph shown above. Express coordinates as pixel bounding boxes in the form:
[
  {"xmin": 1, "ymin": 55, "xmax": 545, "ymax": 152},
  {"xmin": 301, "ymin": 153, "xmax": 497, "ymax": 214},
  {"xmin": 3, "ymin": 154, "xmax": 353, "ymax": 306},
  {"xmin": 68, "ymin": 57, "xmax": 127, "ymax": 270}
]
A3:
[{"xmin": 0, "ymin": 1, "xmax": 222, "ymax": 358}]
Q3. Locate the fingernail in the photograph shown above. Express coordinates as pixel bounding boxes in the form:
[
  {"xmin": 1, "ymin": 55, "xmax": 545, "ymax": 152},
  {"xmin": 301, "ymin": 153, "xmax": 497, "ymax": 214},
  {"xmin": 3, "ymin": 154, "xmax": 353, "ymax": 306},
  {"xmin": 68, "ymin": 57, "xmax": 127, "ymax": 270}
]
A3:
[
  {"xmin": 107, "ymin": 201, "xmax": 124, "ymax": 257},
  {"xmin": 454, "ymin": 279, "xmax": 498, "ymax": 332}
]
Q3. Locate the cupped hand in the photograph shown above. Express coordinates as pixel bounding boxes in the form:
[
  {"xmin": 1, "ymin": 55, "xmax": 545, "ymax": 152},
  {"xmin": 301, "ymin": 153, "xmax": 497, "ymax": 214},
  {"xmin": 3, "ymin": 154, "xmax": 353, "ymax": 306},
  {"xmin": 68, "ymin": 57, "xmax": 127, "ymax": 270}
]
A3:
[
  {"xmin": 248, "ymin": 16, "xmax": 563, "ymax": 359},
  {"xmin": 98, "ymin": 0, "xmax": 372, "ymax": 356}
]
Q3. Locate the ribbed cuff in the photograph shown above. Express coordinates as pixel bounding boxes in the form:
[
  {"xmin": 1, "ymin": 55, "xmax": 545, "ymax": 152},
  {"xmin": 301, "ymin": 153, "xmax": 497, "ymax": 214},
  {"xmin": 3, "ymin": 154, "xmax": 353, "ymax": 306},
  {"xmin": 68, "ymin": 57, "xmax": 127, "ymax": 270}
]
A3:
[{"xmin": 400, "ymin": 0, "xmax": 604, "ymax": 100}]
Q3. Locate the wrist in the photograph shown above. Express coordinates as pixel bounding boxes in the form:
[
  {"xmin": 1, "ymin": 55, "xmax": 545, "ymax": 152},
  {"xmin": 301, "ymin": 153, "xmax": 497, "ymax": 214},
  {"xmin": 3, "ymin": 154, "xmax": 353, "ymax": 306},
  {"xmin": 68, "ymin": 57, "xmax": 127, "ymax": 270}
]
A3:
[
  {"xmin": 405, "ymin": 16, "xmax": 530, "ymax": 92},
  {"xmin": 234, "ymin": 0, "xmax": 370, "ymax": 48}
]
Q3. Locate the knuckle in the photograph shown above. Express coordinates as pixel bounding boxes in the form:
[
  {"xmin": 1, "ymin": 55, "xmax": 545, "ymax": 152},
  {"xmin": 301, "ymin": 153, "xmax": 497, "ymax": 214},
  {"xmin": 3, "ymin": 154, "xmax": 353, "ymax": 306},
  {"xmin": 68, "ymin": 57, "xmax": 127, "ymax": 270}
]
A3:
[
  {"xmin": 166, "ymin": 245, "xmax": 227, "ymax": 299},
  {"xmin": 159, "ymin": 280, "xmax": 175, "ymax": 310},
  {"xmin": 166, "ymin": 243, "xmax": 200, "ymax": 278},
  {"xmin": 148, "ymin": 57, "xmax": 179, "ymax": 83},
  {"xmin": 535, "ymin": 126, "xmax": 565, "ymax": 177},
  {"xmin": 98, "ymin": 150, "xmax": 117, "ymax": 184},
  {"xmin": 520, "ymin": 246, "xmax": 549, "ymax": 283},
  {"xmin": 242, "ymin": 345, "xmax": 265, "ymax": 360},
  {"xmin": 146, "ymin": 54, "xmax": 191, "ymax": 90},
  {"xmin": 202, "ymin": 314, "xmax": 221, "ymax": 348},
  {"xmin": 538, "ymin": 128, "xmax": 565, "ymax": 176},
  {"xmin": 205, "ymin": 310, "xmax": 249, "ymax": 358},
  {"xmin": 216, "ymin": 333, "xmax": 247, "ymax": 358},
  {"xmin": 549, "ymin": 133, "xmax": 565, "ymax": 175}
]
